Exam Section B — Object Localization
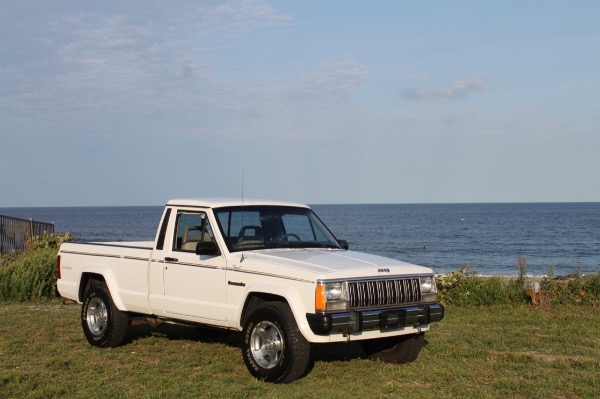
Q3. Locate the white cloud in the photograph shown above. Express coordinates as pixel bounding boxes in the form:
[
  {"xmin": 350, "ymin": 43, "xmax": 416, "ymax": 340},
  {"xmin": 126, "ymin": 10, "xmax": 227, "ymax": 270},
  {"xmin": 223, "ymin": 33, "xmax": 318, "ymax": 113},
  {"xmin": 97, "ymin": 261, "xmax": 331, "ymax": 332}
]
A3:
[
  {"xmin": 1, "ymin": 2, "xmax": 370, "ymax": 144},
  {"xmin": 0, "ymin": 1, "xmax": 295, "ymax": 140},
  {"xmin": 202, "ymin": 0, "xmax": 293, "ymax": 31},
  {"xmin": 181, "ymin": 58, "xmax": 370, "ymax": 140},
  {"xmin": 402, "ymin": 76, "xmax": 485, "ymax": 100},
  {"xmin": 280, "ymin": 59, "xmax": 368, "ymax": 104}
]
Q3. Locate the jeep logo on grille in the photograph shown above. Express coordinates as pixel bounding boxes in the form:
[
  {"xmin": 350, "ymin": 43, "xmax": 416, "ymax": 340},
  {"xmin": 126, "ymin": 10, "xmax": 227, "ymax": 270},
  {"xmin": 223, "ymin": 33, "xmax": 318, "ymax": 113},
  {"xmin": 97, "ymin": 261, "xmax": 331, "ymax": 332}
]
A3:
[{"xmin": 377, "ymin": 268, "xmax": 390, "ymax": 273}]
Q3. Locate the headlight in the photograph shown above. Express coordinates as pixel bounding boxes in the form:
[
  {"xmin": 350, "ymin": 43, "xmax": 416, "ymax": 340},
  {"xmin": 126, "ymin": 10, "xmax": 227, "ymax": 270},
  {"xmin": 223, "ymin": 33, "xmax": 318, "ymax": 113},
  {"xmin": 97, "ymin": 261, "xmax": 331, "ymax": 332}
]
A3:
[
  {"xmin": 420, "ymin": 276, "xmax": 434, "ymax": 293},
  {"xmin": 316, "ymin": 281, "xmax": 349, "ymax": 311},
  {"xmin": 325, "ymin": 282, "xmax": 344, "ymax": 300},
  {"xmin": 420, "ymin": 275, "xmax": 438, "ymax": 302}
]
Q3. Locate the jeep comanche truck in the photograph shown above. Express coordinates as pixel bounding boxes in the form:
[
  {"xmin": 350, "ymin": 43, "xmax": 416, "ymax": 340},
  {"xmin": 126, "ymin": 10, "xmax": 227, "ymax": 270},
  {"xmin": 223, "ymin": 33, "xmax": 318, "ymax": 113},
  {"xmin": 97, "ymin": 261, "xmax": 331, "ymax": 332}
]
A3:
[{"xmin": 56, "ymin": 198, "xmax": 444, "ymax": 383}]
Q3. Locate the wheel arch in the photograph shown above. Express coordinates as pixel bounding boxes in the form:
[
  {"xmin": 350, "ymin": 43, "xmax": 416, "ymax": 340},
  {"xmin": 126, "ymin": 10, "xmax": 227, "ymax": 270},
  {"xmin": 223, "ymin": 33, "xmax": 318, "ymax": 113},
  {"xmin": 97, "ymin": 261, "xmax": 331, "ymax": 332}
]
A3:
[
  {"xmin": 237, "ymin": 283, "xmax": 311, "ymax": 338},
  {"xmin": 78, "ymin": 270, "xmax": 126, "ymax": 310},
  {"xmin": 78, "ymin": 273, "xmax": 105, "ymax": 302},
  {"xmin": 240, "ymin": 292, "xmax": 286, "ymax": 327}
]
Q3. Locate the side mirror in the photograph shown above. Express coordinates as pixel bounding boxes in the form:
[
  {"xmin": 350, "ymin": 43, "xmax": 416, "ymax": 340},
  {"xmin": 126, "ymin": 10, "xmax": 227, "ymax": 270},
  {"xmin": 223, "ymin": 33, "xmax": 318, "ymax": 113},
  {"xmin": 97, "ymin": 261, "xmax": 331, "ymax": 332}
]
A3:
[
  {"xmin": 196, "ymin": 241, "xmax": 220, "ymax": 256},
  {"xmin": 338, "ymin": 240, "xmax": 349, "ymax": 250}
]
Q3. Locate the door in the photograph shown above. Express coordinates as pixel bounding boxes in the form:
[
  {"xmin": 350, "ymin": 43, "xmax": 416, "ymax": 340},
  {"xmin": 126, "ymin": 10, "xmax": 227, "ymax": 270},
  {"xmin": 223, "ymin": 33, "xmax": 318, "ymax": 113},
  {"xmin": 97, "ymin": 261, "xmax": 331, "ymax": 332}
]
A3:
[{"xmin": 162, "ymin": 210, "xmax": 227, "ymax": 322}]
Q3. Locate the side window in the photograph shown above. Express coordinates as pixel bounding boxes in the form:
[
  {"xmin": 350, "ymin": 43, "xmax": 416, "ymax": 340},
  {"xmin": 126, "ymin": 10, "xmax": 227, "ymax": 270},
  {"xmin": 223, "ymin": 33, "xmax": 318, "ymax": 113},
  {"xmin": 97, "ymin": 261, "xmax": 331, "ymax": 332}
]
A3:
[
  {"xmin": 173, "ymin": 212, "xmax": 215, "ymax": 252},
  {"xmin": 155, "ymin": 208, "xmax": 172, "ymax": 250}
]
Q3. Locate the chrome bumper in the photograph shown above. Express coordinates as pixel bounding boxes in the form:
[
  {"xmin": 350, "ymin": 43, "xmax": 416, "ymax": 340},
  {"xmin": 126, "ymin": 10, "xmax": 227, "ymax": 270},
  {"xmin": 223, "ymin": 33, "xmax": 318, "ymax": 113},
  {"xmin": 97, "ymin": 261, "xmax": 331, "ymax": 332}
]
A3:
[{"xmin": 306, "ymin": 303, "xmax": 444, "ymax": 335}]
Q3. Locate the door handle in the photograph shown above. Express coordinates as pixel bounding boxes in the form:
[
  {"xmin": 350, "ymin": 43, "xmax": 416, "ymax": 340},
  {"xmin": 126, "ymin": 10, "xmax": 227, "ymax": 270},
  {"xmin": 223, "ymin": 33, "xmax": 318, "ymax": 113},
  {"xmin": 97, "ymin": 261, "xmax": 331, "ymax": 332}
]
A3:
[{"xmin": 164, "ymin": 257, "xmax": 178, "ymax": 262}]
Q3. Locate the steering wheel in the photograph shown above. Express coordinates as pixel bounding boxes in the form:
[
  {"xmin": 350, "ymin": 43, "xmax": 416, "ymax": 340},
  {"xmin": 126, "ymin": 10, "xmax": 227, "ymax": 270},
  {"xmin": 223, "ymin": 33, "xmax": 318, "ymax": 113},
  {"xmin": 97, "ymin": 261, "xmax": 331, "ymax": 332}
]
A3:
[{"xmin": 279, "ymin": 233, "xmax": 301, "ymax": 241}]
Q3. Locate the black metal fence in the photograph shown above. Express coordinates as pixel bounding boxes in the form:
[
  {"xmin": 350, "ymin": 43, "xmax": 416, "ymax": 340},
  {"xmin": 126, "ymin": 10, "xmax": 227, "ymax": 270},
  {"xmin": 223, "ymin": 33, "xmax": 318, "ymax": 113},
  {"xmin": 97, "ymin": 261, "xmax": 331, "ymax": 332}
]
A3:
[{"xmin": 0, "ymin": 214, "xmax": 55, "ymax": 254}]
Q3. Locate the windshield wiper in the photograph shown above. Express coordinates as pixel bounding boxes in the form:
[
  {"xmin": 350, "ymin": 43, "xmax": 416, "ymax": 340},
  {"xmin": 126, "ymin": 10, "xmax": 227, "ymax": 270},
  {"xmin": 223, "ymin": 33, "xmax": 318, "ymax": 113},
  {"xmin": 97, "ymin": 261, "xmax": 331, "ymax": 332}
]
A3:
[
  {"xmin": 261, "ymin": 242, "xmax": 339, "ymax": 249},
  {"xmin": 300, "ymin": 242, "xmax": 340, "ymax": 249}
]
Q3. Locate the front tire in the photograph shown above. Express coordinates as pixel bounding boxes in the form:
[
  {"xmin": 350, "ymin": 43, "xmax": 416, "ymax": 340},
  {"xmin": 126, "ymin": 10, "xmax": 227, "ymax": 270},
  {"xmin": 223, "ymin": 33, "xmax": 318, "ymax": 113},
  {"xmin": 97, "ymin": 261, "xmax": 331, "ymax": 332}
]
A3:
[
  {"xmin": 362, "ymin": 333, "xmax": 425, "ymax": 364},
  {"xmin": 81, "ymin": 282, "xmax": 128, "ymax": 348},
  {"xmin": 242, "ymin": 302, "xmax": 311, "ymax": 383}
]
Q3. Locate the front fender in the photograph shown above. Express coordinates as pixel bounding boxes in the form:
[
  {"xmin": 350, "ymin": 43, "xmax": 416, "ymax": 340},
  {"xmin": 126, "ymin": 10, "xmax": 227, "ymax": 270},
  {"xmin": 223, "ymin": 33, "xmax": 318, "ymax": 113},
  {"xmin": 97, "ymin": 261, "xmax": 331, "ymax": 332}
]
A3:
[{"xmin": 235, "ymin": 281, "xmax": 315, "ymax": 339}]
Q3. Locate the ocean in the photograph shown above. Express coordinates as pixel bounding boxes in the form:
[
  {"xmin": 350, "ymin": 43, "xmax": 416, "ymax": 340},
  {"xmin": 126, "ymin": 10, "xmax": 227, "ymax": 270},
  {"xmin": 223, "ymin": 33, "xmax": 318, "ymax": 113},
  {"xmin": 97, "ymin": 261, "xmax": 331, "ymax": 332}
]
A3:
[{"xmin": 1, "ymin": 203, "xmax": 598, "ymax": 277}]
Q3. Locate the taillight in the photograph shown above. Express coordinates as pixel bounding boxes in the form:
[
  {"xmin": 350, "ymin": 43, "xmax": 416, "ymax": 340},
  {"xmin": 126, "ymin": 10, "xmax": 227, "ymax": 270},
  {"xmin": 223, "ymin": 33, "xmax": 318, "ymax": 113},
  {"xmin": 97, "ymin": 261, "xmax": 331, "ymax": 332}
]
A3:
[{"xmin": 56, "ymin": 255, "xmax": 61, "ymax": 279}]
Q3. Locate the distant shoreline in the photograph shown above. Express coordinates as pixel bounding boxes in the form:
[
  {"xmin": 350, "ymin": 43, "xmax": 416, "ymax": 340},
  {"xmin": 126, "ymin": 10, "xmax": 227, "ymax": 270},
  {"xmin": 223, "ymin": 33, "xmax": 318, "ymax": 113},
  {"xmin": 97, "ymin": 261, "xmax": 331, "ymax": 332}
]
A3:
[{"xmin": 2, "ymin": 201, "xmax": 600, "ymax": 209}]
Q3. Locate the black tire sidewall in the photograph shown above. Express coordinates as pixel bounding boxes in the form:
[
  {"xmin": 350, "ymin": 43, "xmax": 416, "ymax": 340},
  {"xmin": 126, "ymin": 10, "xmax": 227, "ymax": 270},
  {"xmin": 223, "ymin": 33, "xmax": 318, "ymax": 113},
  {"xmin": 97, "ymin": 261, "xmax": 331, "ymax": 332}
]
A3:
[
  {"xmin": 81, "ymin": 283, "xmax": 127, "ymax": 348},
  {"xmin": 241, "ymin": 303, "xmax": 309, "ymax": 383}
]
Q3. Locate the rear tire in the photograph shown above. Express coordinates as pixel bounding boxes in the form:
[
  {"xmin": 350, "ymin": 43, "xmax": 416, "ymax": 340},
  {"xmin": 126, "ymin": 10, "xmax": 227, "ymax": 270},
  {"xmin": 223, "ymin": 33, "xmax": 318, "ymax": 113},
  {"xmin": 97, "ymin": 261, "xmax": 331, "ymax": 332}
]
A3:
[
  {"xmin": 362, "ymin": 333, "xmax": 425, "ymax": 364},
  {"xmin": 242, "ymin": 302, "xmax": 311, "ymax": 383},
  {"xmin": 81, "ymin": 282, "xmax": 128, "ymax": 348}
]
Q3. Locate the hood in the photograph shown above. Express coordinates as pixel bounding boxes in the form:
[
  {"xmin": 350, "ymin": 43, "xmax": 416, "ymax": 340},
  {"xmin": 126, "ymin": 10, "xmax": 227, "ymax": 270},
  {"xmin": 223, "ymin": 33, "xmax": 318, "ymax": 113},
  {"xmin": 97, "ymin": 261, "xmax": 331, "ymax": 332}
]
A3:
[{"xmin": 233, "ymin": 249, "xmax": 433, "ymax": 281}]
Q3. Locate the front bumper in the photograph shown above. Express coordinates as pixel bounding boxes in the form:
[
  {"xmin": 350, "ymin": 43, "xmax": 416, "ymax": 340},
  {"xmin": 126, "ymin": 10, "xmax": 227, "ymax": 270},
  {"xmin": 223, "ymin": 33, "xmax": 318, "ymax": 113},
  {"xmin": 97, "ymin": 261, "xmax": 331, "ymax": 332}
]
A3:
[{"xmin": 306, "ymin": 303, "xmax": 444, "ymax": 335}]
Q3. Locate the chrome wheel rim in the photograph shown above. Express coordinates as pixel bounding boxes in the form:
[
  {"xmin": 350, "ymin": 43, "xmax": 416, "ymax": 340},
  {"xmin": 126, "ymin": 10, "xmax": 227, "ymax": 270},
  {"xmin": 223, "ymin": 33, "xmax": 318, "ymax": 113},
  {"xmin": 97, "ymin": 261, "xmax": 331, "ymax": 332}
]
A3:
[
  {"xmin": 250, "ymin": 321, "xmax": 283, "ymax": 369},
  {"xmin": 86, "ymin": 297, "xmax": 108, "ymax": 336}
]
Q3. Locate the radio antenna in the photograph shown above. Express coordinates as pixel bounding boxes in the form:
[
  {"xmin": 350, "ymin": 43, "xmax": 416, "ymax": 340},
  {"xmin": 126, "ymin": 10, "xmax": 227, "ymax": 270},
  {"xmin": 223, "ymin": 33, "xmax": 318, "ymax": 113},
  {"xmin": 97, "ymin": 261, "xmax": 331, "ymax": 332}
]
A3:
[{"xmin": 240, "ymin": 171, "xmax": 245, "ymax": 263}]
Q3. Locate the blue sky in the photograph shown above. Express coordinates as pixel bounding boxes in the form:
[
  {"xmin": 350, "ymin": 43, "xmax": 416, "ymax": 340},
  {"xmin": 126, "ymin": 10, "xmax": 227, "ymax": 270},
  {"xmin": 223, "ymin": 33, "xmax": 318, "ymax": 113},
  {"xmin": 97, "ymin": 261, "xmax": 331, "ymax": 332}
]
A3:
[{"xmin": 1, "ymin": 1, "xmax": 599, "ymax": 206}]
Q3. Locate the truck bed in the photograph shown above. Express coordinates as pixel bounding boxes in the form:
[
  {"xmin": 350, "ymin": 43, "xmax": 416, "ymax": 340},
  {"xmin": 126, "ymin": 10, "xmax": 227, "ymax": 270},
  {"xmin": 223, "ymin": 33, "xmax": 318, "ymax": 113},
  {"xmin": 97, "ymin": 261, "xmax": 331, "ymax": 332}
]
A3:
[{"xmin": 58, "ymin": 241, "xmax": 155, "ymax": 314}]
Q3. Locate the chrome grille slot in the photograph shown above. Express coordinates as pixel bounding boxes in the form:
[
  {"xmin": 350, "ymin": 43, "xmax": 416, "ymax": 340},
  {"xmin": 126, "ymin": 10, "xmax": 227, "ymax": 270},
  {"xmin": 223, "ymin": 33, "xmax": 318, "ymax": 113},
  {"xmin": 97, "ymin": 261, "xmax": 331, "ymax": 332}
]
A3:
[{"xmin": 348, "ymin": 278, "xmax": 421, "ymax": 309}]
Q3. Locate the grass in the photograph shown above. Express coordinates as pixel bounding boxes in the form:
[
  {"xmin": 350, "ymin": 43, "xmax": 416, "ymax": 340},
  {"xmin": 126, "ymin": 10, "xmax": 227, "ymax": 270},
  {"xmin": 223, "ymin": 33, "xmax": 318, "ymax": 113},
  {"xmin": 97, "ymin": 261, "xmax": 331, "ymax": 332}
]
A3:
[
  {"xmin": 1, "ymin": 302, "xmax": 598, "ymax": 398},
  {"xmin": 1, "ymin": 238, "xmax": 598, "ymax": 397}
]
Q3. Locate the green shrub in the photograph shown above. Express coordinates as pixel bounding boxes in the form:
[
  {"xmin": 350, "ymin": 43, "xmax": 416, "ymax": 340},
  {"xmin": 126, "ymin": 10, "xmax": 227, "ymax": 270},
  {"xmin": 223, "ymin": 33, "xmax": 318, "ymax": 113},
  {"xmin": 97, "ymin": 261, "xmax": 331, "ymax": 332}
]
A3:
[
  {"xmin": 529, "ymin": 271, "xmax": 600, "ymax": 308},
  {"xmin": 0, "ymin": 232, "xmax": 71, "ymax": 302},
  {"xmin": 0, "ymin": 248, "xmax": 58, "ymax": 301},
  {"xmin": 585, "ymin": 273, "xmax": 600, "ymax": 297},
  {"xmin": 437, "ymin": 261, "xmax": 600, "ymax": 307},
  {"xmin": 27, "ymin": 231, "xmax": 73, "ymax": 250},
  {"xmin": 437, "ymin": 267, "xmax": 529, "ymax": 306}
]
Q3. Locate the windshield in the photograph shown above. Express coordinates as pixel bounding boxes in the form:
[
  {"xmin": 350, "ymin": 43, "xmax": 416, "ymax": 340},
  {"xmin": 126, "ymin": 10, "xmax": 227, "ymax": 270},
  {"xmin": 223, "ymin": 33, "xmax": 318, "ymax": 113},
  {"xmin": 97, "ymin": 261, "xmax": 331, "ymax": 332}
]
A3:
[{"xmin": 214, "ymin": 206, "xmax": 342, "ymax": 252}]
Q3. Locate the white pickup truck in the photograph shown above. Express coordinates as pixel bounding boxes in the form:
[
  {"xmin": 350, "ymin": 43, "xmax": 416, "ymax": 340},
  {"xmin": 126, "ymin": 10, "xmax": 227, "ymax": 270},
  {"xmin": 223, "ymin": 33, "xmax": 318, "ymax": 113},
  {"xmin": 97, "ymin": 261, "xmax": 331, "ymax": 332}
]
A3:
[{"xmin": 57, "ymin": 198, "xmax": 444, "ymax": 383}]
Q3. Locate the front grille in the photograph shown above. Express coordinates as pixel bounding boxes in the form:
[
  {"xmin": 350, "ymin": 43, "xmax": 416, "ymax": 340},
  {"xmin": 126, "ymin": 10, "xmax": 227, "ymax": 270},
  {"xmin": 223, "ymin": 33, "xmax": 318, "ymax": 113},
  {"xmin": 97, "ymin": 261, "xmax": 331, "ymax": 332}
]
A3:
[{"xmin": 347, "ymin": 278, "xmax": 421, "ymax": 309}]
